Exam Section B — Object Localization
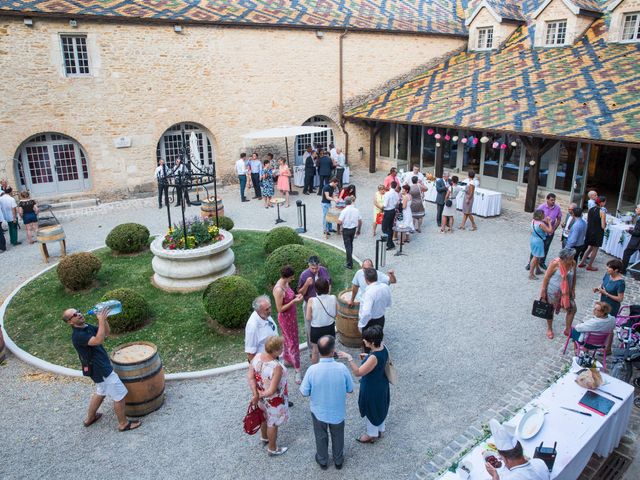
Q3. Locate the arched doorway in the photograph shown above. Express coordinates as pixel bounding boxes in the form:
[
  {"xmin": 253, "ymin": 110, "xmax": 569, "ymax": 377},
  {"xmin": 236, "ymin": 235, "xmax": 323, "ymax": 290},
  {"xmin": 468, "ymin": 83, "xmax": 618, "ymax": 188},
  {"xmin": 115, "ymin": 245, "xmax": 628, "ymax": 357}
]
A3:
[
  {"xmin": 294, "ymin": 116, "xmax": 336, "ymax": 165},
  {"xmin": 15, "ymin": 133, "xmax": 90, "ymax": 196},
  {"xmin": 156, "ymin": 122, "xmax": 215, "ymax": 169}
]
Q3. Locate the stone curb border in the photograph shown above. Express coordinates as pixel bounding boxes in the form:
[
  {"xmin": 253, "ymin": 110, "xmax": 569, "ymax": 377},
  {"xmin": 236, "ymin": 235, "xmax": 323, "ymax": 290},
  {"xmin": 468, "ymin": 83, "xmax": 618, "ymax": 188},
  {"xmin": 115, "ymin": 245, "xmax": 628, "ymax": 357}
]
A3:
[{"xmin": 0, "ymin": 228, "xmax": 361, "ymax": 381}]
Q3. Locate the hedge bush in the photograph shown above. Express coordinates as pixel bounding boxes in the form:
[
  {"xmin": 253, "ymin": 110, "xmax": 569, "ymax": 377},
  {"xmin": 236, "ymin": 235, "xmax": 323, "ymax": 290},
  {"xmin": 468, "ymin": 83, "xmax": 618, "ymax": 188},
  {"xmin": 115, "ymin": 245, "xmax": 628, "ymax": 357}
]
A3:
[
  {"xmin": 105, "ymin": 223, "xmax": 150, "ymax": 254},
  {"xmin": 57, "ymin": 252, "xmax": 102, "ymax": 291},
  {"xmin": 217, "ymin": 216, "xmax": 234, "ymax": 231},
  {"xmin": 264, "ymin": 244, "xmax": 318, "ymax": 287},
  {"xmin": 100, "ymin": 288, "xmax": 150, "ymax": 334},
  {"xmin": 203, "ymin": 275, "xmax": 258, "ymax": 329},
  {"xmin": 263, "ymin": 226, "xmax": 304, "ymax": 255}
]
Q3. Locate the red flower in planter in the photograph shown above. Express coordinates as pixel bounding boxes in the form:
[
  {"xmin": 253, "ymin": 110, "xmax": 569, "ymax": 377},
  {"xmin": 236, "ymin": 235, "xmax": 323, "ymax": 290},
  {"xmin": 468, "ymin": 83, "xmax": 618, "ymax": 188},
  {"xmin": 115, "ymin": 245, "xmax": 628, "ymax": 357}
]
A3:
[{"xmin": 169, "ymin": 244, "xmax": 176, "ymax": 250}]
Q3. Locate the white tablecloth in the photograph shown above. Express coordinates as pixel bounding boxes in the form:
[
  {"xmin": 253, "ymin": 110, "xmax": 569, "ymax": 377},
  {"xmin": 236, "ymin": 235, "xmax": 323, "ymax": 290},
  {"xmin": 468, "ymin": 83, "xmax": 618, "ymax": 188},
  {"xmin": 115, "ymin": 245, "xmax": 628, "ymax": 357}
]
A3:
[
  {"xmin": 293, "ymin": 166, "xmax": 350, "ymax": 187},
  {"xmin": 423, "ymin": 182, "xmax": 501, "ymax": 217},
  {"xmin": 439, "ymin": 370, "xmax": 634, "ymax": 480},
  {"xmin": 601, "ymin": 222, "xmax": 640, "ymax": 264}
]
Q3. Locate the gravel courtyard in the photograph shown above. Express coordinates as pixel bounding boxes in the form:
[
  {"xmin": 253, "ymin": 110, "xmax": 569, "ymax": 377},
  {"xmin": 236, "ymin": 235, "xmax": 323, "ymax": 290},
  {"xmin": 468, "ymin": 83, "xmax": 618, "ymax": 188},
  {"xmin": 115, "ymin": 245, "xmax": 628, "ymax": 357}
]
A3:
[{"xmin": 0, "ymin": 168, "xmax": 614, "ymax": 479}]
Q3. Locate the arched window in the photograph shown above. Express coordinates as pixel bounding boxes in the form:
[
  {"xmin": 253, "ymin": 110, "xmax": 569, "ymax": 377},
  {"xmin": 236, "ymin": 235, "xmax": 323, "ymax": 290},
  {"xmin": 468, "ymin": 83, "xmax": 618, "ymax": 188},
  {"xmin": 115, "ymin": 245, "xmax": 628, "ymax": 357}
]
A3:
[
  {"xmin": 16, "ymin": 133, "xmax": 90, "ymax": 196},
  {"xmin": 156, "ymin": 123, "xmax": 214, "ymax": 169},
  {"xmin": 295, "ymin": 116, "xmax": 336, "ymax": 165}
]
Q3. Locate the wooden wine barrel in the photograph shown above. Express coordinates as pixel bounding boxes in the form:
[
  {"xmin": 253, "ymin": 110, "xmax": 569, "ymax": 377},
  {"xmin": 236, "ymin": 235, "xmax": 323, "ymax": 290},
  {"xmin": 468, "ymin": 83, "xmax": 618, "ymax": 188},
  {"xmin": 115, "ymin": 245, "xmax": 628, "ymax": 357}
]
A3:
[
  {"xmin": 335, "ymin": 289, "xmax": 361, "ymax": 347},
  {"xmin": 325, "ymin": 207, "xmax": 341, "ymax": 226},
  {"xmin": 0, "ymin": 328, "xmax": 6, "ymax": 363},
  {"xmin": 36, "ymin": 224, "xmax": 65, "ymax": 243},
  {"xmin": 111, "ymin": 341, "xmax": 165, "ymax": 417},
  {"xmin": 201, "ymin": 197, "xmax": 224, "ymax": 219}
]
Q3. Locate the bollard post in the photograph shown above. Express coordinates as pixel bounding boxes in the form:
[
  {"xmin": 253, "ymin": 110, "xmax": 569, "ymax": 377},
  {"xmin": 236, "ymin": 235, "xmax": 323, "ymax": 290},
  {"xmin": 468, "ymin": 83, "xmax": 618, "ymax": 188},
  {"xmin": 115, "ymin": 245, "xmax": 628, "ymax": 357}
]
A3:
[
  {"xmin": 296, "ymin": 200, "xmax": 307, "ymax": 233},
  {"xmin": 376, "ymin": 234, "xmax": 387, "ymax": 270}
]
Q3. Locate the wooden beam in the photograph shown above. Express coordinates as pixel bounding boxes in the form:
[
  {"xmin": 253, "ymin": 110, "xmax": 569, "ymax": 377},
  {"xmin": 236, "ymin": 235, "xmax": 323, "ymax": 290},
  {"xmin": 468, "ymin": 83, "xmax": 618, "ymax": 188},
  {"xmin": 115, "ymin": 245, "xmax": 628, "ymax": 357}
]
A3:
[
  {"xmin": 368, "ymin": 121, "xmax": 378, "ymax": 173},
  {"xmin": 521, "ymin": 136, "xmax": 558, "ymax": 212},
  {"xmin": 434, "ymin": 128, "xmax": 444, "ymax": 178}
]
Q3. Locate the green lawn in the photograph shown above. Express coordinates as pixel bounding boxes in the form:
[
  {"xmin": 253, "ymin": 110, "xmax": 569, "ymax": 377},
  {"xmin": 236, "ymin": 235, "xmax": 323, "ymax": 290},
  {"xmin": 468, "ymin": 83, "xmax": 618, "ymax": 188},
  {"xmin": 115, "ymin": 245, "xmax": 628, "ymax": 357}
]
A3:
[{"xmin": 3, "ymin": 230, "xmax": 356, "ymax": 373}]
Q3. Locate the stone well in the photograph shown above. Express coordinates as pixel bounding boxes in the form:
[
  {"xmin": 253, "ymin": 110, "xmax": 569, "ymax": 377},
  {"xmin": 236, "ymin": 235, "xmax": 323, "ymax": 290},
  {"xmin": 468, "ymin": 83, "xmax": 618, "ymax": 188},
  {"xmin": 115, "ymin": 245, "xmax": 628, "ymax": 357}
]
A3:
[{"xmin": 151, "ymin": 230, "xmax": 235, "ymax": 292}]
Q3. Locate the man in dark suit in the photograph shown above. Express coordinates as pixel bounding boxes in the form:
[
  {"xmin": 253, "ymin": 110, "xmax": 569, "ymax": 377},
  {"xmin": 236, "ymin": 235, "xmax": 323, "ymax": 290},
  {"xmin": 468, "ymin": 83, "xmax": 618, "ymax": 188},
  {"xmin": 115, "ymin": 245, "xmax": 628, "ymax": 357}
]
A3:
[
  {"xmin": 435, "ymin": 172, "xmax": 449, "ymax": 227},
  {"xmin": 304, "ymin": 150, "xmax": 317, "ymax": 195},
  {"xmin": 622, "ymin": 205, "xmax": 640, "ymax": 274},
  {"xmin": 316, "ymin": 149, "xmax": 335, "ymax": 196}
]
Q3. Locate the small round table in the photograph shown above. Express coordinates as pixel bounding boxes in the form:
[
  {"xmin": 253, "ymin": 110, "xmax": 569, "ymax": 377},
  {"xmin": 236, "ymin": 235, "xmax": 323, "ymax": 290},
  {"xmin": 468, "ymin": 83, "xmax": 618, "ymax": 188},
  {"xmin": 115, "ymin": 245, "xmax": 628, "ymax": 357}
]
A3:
[
  {"xmin": 271, "ymin": 197, "xmax": 286, "ymax": 224},
  {"xmin": 393, "ymin": 226, "xmax": 412, "ymax": 256}
]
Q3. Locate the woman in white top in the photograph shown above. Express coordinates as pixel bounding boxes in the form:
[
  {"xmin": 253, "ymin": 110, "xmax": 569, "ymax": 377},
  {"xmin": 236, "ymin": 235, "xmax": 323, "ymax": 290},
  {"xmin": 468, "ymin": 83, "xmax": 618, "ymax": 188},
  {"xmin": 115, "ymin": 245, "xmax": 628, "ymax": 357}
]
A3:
[{"xmin": 305, "ymin": 277, "xmax": 337, "ymax": 364}]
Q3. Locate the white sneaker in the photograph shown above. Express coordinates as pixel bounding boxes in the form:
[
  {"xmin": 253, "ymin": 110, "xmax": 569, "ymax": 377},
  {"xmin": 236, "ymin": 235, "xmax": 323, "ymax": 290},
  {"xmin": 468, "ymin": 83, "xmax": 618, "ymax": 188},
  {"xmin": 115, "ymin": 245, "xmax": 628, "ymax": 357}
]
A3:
[{"xmin": 268, "ymin": 447, "xmax": 288, "ymax": 456}]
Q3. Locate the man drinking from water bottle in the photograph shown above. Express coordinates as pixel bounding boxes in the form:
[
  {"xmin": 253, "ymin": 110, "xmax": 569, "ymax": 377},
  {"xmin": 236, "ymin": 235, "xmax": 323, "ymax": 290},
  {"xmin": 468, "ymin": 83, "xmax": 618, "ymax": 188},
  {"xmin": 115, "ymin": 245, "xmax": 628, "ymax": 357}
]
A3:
[{"xmin": 63, "ymin": 306, "xmax": 142, "ymax": 432}]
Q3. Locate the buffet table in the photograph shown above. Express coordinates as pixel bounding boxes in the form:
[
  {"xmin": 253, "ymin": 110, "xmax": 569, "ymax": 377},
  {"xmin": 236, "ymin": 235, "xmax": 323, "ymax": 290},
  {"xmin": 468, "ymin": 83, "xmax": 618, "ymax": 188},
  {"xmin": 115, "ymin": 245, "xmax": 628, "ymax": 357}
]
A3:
[
  {"xmin": 423, "ymin": 181, "xmax": 501, "ymax": 217},
  {"xmin": 438, "ymin": 368, "xmax": 634, "ymax": 480},
  {"xmin": 293, "ymin": 166, "xmax": 350, "ymax": 187},
  {"xmin": 601, "ymin": 221, "xmax": 640, "ymax": 263}
]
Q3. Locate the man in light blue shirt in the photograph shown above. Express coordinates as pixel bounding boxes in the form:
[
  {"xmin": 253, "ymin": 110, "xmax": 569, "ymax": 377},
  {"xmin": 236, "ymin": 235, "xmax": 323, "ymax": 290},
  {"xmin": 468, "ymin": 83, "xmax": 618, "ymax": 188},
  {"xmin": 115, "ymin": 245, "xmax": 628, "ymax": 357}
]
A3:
[
  {"xmin": 300, "ymin": 335, "xmax": 354, "ymax": 470},
  {"xmin": 565, "ymin": 206, "xmax": 587, "ymax": 261},
  {"xmin": 248, "ymin": 153, "xmax": 263, "ymax": 199}
]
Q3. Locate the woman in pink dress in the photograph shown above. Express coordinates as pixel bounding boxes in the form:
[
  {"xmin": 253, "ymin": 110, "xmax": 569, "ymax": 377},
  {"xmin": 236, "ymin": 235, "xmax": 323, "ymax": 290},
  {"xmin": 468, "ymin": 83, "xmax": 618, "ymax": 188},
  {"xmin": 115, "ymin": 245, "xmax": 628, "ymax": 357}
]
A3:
[
  {"xmin": 248, "ymin": 336, "xmax": 290, "ymax": 456},
  {"xmin": 273, "ymin": 265, "xmax": 303, "ymax": 383},
  {"xmin": 276, "ymin": 157, "xmax": 292, "ymax": 207}
]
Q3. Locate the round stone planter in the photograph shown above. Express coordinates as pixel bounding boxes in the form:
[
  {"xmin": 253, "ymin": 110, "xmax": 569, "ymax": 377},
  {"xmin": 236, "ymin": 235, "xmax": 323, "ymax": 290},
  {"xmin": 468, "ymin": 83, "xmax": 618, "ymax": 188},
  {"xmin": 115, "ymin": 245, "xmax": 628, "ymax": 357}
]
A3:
[{"xmin": 151, "ymin": 230, "xmax": 235, "ymax": 292}]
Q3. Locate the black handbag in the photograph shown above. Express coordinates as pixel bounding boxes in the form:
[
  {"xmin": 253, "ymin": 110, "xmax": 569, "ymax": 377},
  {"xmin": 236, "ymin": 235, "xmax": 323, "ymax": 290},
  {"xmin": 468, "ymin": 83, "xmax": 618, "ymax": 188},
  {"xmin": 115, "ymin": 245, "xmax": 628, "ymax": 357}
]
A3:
[{"xmin": 532, "ymin": 298, "xmax": 554, "ymax": 319}]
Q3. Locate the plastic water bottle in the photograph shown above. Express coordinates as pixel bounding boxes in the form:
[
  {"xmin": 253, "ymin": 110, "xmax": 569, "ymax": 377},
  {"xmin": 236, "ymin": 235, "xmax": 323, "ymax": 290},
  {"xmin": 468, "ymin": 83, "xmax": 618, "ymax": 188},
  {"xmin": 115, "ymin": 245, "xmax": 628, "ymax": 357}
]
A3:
[{"xmin": 87, "ymin": 300, "xmax": 122, "ymax": 316}]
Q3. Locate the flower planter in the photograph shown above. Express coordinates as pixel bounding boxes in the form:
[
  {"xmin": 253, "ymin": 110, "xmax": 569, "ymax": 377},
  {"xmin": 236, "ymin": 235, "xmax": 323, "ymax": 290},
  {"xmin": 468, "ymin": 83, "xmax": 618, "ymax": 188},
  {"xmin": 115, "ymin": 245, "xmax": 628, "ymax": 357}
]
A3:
[{"xmin": 151, "ymin": 230, "xmax": 235, "ymax": 292}]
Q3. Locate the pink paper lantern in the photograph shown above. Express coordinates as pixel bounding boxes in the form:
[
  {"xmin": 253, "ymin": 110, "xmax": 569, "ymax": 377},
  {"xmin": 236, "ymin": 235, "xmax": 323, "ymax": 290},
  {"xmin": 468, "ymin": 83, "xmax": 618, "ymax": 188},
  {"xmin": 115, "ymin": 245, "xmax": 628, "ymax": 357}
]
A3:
[
  {"xmin": 427, "ymin": 128, "xmax": 434, "ymax": 135},
  {"xmin": 472, "ymin": 137, "xmax": 479, "ymax": 145},
  {"xmin": 444, "ymin": 134, "xmax": 451, "ymax": 141},
  {"xmin": 492, "ymin": 141, "xmax": 499, "ymax": 149},
  {"xmin": 461, "ymin": 138, "xmax": 468, "ymax": 144},
  {"xmin": 500, "ymin": 143, "xmax": 508, "ymax": 150},
  {"xmin": 435, "ymin": 133, "xmax": 442, "ymax": 140}
]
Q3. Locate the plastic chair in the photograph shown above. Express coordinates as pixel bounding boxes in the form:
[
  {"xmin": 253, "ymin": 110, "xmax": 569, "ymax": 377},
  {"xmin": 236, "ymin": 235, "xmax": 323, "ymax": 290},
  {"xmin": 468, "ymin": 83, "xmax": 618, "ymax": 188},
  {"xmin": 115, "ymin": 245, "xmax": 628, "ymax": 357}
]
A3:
[{"xmin": 563, "ymin": 331, "xmax": 611, "ymax": 372}]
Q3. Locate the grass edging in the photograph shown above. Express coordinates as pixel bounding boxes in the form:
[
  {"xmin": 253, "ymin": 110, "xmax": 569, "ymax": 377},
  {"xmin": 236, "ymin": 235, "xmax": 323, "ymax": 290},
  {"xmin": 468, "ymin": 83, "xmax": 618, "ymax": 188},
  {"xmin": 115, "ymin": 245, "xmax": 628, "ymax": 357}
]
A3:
[{"xmin": 0, "ymin": 229, "xmax": 360, "ymax": 381}]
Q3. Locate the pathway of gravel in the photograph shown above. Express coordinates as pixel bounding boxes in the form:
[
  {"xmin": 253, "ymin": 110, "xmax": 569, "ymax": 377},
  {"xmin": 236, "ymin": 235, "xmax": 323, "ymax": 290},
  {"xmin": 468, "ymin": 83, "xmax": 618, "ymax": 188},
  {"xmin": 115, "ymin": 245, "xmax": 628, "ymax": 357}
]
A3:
[{"xmin": 0, "ymin": 167, "xmax": 616, "ymax": 479}]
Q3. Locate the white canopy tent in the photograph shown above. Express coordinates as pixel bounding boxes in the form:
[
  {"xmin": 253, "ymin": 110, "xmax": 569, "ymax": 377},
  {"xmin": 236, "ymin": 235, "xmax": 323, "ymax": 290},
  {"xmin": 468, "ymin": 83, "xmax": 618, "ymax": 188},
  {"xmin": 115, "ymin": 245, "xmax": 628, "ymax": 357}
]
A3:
[{"xmin": 242, "ymin": 125, "xmax": 330, "ymax": 165}]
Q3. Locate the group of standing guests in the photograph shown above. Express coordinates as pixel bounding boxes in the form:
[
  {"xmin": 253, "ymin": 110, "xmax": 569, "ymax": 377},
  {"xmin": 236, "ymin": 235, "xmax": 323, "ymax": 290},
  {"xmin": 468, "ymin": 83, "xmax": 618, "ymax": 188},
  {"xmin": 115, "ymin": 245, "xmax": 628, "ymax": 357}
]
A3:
[
  {"xmin": 235, "ymin": 153, "xmax": 292, "ymax": 208},
  {"xmin": 244, "ymin": 255, "xmax": 393, "ymax": 468},
  {"xmin": 527, "ymin": 190, "xmax": 627, "ymax": 342},
  {"xmin": 303, "ymin": 144, "xmax": 346, "ymax": 195},
  {"xmin": 0, "ymin": 180, "xmax": 40, "ymax": 252}
]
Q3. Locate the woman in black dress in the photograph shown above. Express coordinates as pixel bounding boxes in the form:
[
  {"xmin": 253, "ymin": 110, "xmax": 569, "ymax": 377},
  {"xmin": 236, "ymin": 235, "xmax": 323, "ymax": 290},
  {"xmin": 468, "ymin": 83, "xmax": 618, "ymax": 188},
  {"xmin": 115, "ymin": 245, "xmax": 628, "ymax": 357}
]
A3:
[
  {"xmin": 338, "ymin": 325, "xmax": 390, "ymax": 443},
  {"xmin": 580, "ymin": 196, "xmax": 607, "ymax": 271}
]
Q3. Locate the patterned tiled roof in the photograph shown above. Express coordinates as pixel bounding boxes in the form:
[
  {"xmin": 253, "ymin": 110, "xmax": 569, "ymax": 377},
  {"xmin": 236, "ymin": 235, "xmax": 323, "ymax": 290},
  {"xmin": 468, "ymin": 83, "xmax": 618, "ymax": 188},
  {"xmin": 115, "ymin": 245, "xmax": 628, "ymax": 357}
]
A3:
[
  {"xmin": 0, "ymin": 0, "xmax": 469, "ymax": 36},
  {"xmin": 571, "ymin": 0, "xmax": 603, "ymax": 12},
  {"xmin": 346, "ymin": 19, "xmax": 640, "ymax": 145},
  {"xmin": 467, "ymin": 1, "xmax": 526, "ymax": 23}
]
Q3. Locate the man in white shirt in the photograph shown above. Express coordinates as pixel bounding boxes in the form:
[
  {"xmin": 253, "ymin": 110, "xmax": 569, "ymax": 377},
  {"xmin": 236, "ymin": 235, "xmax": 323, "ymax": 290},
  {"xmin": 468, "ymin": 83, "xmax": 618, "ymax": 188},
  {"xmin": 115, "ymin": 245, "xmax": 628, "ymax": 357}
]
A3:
[
  {"xmin": 0, "ymin": 201, "xmax": 6, "ymax": 252},
  {"xmin": 244, "ymin": 295, "xmax": 278, "ymax": 362},
  {"xmin": 587, "ymin": 190, "xmax": 598, "ymax": 209},
  {"xmin": 155, "ymin": 159, "xmax": 169, "ymax": 209},
  {"xmin": 358, "ymin": 268, "xmax": 392, "ymax": 333},
  {"xmin": 236, "ymin": 153, "xmax": 250, "ymax": 203},
  {"xmin": 403, "ymin": 164, "xmax": 425, "ymax": 186},
  {"xmin": 560, "ymin": 202, "xmax": 577, "ymax": 248},
  {"xmin": 337, "ymin": 197, "xmax": 362, "ymax": 270},
  {"xmin": 0, "ymin": 188, "xmax": 20, "ymax": 246},
  {"xmin": 381, "ymin": 182, "xmax": 399, "ymax": 250},
  {"xmin": 333, "ymin": 147, "xmax": 346, "ymax": 187},
  {"xmin": 172, "ymin": 158, "xmax": 191, "ymax": 207},
  {"xmin": 349, "ymin": 259, "xmax": 396, "ymax": 305}
]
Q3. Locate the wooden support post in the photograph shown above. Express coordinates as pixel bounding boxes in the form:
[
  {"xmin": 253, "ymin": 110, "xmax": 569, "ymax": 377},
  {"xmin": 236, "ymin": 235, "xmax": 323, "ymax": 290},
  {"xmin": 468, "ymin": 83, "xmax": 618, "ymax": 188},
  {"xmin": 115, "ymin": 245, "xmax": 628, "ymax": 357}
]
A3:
[
  {"xmin": 368, "ymin": 122, "xmax": 377, "ymax": 173},
  {"xmin": 521, "ymin": 136, "xmax": 558, "ymax": 212},
  {"xmin": 434, "ymin": 128, "xmax": 444, "ymax": 178}
]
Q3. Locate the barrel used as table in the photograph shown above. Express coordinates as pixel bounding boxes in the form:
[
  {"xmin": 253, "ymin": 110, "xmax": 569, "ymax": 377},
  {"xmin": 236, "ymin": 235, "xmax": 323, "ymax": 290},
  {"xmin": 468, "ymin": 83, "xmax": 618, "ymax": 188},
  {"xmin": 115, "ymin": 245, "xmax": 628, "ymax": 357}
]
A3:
[
  {"xmin": 111, "ymin": 341, "xmax": 165, "ymax": 417},
  {"xmin": 36, "ymin": 224, "xmax": 66, "ymax": 263},
  {"xmin": 336, "ymin": 289, "xmax": 361, "ymax": 347},
  {"xmin": 0, "ymin": 328, "xmax": 6, "ymax": 363},
  {"xmin": 201, "ymin": 197, "xmax": 224, "ymax": 220}
]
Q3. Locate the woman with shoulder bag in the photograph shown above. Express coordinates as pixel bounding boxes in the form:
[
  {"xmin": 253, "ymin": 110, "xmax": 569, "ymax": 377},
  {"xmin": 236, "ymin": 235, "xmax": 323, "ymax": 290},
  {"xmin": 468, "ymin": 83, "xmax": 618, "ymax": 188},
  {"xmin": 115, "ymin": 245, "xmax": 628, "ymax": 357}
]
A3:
[
  {"xmin": 305, "ymin": 277, "xmax": 337, "ymax": 364},
  {"xmin": 441, "ymin": 176, "xmax": 461, "ymax": 233},
  {"xmin": 540, "ymin": 248, "xmax": 577, "ymax": 340},
  {"xmin": 529, "ymin": 210, "xmax": 553, "ymax": 280},
  {"xmin": 338, "ymin": 325, "xmax": 390, "ymax": 444}
]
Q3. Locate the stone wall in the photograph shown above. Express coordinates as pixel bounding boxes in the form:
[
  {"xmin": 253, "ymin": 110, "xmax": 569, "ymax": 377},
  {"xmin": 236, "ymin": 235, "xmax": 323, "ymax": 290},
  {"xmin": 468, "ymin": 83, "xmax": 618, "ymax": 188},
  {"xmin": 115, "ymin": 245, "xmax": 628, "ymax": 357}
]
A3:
[
  {"xmin": 0, "ymin": 17, "xmax": 465, "ymax": 199},
  {"xmin": 467, "ymin": 7, "xmax": 520, "ymax": 50}
]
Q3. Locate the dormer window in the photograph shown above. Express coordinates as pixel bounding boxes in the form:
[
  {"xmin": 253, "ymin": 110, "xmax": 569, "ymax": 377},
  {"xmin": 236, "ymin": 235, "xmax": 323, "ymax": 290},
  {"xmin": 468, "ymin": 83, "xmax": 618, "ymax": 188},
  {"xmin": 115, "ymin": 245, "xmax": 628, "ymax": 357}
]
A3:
[
  {"xmin": 622, "ymin": 13, "xmax": 640, "ymax": 41},
  {"xmin": 545, "ymin": 20, "xmax": 567, "ymax": 46},
  {"xmin": 477, "ymin": 27, "xmax": 494, "ymax": 50}
]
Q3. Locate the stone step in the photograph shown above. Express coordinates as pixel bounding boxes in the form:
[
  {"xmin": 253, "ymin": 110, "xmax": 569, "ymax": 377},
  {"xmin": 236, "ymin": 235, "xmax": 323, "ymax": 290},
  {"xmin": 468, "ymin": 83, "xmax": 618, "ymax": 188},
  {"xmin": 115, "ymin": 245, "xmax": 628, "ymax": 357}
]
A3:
[{"xmin": 41, "ymin": 198, "xmax": 100, "ymax": 211}]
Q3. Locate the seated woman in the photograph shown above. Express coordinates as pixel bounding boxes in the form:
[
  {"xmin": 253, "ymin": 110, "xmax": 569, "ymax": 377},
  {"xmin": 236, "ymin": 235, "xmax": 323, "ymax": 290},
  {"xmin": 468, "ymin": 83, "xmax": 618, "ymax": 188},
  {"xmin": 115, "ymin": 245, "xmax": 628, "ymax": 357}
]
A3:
[
  {"xmin": 338, "ymin": 184, "xmax": 356, "ymax": 202},
  {"xmin": 569, "ymin": 301, "xmax": 615, "ymax": 345}
]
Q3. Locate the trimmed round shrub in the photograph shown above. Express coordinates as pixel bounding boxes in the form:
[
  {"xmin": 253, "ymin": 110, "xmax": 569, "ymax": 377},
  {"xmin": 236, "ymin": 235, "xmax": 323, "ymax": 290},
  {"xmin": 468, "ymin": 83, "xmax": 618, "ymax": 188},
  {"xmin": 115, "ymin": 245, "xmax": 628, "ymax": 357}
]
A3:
[
  {"xmin": 105, "ymin": 223, "xmax": 150, "ymax": 254},
  {"xmin": 203, "ymin": 275, "xmax": 259, "ymax": 329},
  {"xmin": 263, "ymin": 226, "xmax": 304, "ymax": 255},
  {"xmin": 217, "ymin": 216, "xmax": 234, "ymax": 231},
  {"xmin": 100, "ymin": 288, "xmax": 150, "ymax": 334},
  {"xmin": 264, "ymin": 244, "xmax": 318, "ymax": 287},
  {"xmin": 57, "ymin": 252, "xmax": 102, "ymax": 291}
]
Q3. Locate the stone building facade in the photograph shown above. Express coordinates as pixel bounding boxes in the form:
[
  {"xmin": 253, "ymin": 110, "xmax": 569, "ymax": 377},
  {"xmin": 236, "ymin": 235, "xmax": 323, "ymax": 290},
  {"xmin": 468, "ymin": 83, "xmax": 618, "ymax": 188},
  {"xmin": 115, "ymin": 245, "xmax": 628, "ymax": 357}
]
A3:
[{"xmin": 0, "ymin": 13, "xmax": 465, "ymax": 200}]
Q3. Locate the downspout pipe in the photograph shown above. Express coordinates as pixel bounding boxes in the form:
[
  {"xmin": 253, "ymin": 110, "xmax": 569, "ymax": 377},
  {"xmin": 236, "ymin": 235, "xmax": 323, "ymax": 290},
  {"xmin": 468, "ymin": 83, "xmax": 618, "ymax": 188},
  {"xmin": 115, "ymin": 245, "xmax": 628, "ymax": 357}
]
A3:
[{"xmin": 339, "ymin": 28, "xmax": 349, "ymax": 162}]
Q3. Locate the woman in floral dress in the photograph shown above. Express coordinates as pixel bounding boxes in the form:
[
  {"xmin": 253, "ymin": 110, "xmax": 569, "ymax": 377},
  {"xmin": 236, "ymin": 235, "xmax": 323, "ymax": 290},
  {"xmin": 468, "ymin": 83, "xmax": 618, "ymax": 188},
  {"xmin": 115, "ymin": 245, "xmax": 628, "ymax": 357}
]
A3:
[
  {"xmin": 260, "ymin": 158, "xmax": 275, "ymax": 208},
  {"xmin": 273, "ymin": 265, "xmax": 304, "ymax": 384},
  {"xmin": 248, "ymin": 336, "xmax": 290, "ymax": 456}
]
